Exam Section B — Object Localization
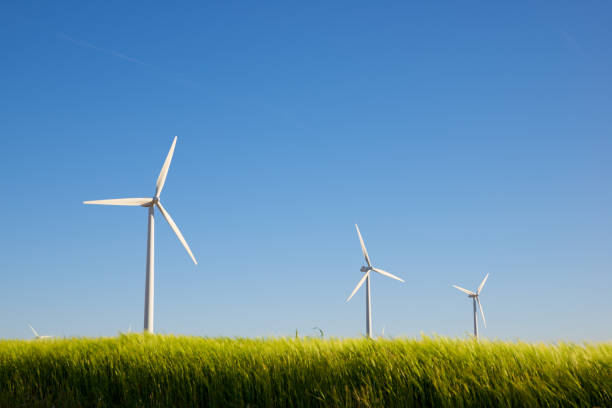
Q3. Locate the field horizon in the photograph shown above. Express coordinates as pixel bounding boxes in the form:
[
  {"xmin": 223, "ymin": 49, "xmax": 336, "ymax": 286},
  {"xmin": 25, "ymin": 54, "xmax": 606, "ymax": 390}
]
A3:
[{"xmin": 1, "ymin": 334, "xmax": 610, "ymax": 407}]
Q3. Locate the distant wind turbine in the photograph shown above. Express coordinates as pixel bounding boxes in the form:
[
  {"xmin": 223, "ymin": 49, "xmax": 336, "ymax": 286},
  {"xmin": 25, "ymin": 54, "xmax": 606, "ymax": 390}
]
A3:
[
  {"xmin": 84, "ymin": 136, "xmax": 197, "ymax": 334},
  {"xmin": 29, "ymin": 324, "xmax": 52, "ymax": 340},
  {"xmin": 453, "ymin": 273, "xmax": 489, "ymax": 340},
  {"xmin": 346, "ymin": 224, "xmax": 404, "ymax": 338}
]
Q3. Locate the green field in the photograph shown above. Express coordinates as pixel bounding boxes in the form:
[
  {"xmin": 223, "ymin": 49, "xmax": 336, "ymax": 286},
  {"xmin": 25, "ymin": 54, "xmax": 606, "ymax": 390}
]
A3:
[{"xmin": 0, "ymin": 335, "xmax": 610, "ymax": 407}]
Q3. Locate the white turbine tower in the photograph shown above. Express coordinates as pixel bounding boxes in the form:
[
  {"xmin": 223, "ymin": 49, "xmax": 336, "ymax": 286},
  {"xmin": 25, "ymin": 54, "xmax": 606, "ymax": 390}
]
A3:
[
  {"xmin": 84, "ymin": 136, "xmax": 197, "ymax": 334},
  {"xmin": 453, "ymin": 273, "xmax": 489, "ymax": 340},
  {"xmin": 346, "ymin": 224, "xmax": 404, "ymax": 338},
  {"xmin": 29, "ymin": 324, "xmax": 52, "ymax": 340}
]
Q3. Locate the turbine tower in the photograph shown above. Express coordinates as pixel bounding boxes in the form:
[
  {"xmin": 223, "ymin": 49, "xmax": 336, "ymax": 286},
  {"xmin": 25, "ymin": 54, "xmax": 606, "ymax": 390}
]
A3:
[
  {"xmin": 84, "ymin": 136, "xmax": 197, "ymax": 333},
  {"xmin": 346, "ymin": 224, "xmax": 404, "ymax": 338},
  {"xmin": 453, "ymin": 273, "xmax": 489, "ymax": 340}
]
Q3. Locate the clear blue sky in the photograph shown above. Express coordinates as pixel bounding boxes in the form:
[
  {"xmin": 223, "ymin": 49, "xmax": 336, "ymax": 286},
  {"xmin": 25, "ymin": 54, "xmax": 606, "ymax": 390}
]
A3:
[{"xmin": 1, "ymin": 2, "xmax": 611, "ymax": 341}]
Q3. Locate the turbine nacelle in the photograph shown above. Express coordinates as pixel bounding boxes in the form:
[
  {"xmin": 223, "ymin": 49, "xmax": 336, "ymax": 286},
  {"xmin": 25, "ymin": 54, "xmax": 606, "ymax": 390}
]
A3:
[
  {"xmin": 138, "ymin": 197, "xmax": 160, "ymax": 207},
  {"xmin": 360, "ymin": 266, "xmax": 370, "ymax": 273}
]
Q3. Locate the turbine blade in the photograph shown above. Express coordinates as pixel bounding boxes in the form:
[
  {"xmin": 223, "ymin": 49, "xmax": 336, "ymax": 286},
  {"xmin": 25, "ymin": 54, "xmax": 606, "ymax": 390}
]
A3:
[
  {"xmin": 346, "ymin": 271, "xmax": 370, "ymax": 302},
  {"xmin": 477, "ymin": 297, "xmax": 487, "ymax": 328},
  {"xmin": 477, "ymin": 273, "xmax": 490, "ymax": 295},
  {"xmin": 372, "ymin": 267, "xmax": 404, "ymax": 283},
  {"xmin": 155, "ymin": 136, "xmax": 177, "ymax": 197},
  {"xmin": 355, "ymin": 224, "xmax": 371, "ymax": 267},
  {"xmin": 452, "ymin": 285, "xmax": 475, "ymax": 296},
  {"xmin": 83, "ymin": 198, "xmax": 153, "ymax": 206},
  {"xmin": 28, "ymin": 324, "xmax": 38, "ymax": 337},
  {"xmin": 156, "ymin": 202, "xmax": 197, "ymax": 265}
]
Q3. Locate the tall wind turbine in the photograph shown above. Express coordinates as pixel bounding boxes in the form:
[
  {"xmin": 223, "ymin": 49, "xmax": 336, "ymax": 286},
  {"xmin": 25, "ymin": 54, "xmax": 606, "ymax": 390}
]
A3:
[
  {"xmin": 453, "ymin": 273, "xmax": 489, "ymax": 340},
  {"xmin": 84, "ymin": 136, "xmax": 197, "ymax": 334},
  {"xmin": 346, "ymin": 224, "xmax": 404, "ymax": 338}
]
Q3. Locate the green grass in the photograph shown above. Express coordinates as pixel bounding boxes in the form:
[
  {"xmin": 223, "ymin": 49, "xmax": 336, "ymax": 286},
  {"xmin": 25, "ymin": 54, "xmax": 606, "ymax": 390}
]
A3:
[{"xmin": 0, "ymin": 335, "xmax": 610, "ymax": 407}]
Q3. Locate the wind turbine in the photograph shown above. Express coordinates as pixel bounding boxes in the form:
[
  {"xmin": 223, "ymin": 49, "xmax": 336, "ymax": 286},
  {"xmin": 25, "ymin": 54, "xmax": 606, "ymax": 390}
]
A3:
[
  {"xmin": 28, "ymin": 324, "xmax": 52, "ymax": 340},
  {"xmin": 346, "ymin": 224, "xmax": 404, "ymax": 338},
  {"xmin": 453, "ymin": 273, "xmax": 489, "ymax": 340},
  {"xmin": 84, "ymin": 136, "xmax": 197, "ymax": 334}
]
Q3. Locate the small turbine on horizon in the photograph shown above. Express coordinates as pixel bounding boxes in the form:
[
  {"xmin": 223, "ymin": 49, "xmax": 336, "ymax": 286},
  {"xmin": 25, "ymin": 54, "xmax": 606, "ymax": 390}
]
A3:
[
  {"xmin": 29, "ymin": 324, "xmax": 52, "ymax": 340},
  {"xmin": 84, "ymin": 136, "xmax": 197, "ymax": 334},
  {"xmin": 453, "ymin": 273, "xmax": 489, "ymax": 340},
  {"xmin": 346, "ymin": 224, "xmax": 404, "ymax": 338}
]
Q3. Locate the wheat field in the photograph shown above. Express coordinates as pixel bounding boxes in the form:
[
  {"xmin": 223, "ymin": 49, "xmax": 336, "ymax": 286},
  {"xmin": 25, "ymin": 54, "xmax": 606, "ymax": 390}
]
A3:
[{"xmin": 0, "ymin": 335, "xmax": 610, "ymax": 407}]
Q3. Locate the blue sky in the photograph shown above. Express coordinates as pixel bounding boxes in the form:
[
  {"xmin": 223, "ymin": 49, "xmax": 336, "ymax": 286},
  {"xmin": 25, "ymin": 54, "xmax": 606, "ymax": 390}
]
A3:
[{"xmin": 1, "ymin": 2, "xmax": 611, "ymax": 341}]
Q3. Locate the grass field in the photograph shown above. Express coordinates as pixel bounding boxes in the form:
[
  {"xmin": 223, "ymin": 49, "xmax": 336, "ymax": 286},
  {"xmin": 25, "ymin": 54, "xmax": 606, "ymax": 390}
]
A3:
[{"xmin": 0, "ymin": 334, "xmax": 610, "ymax": 407}]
